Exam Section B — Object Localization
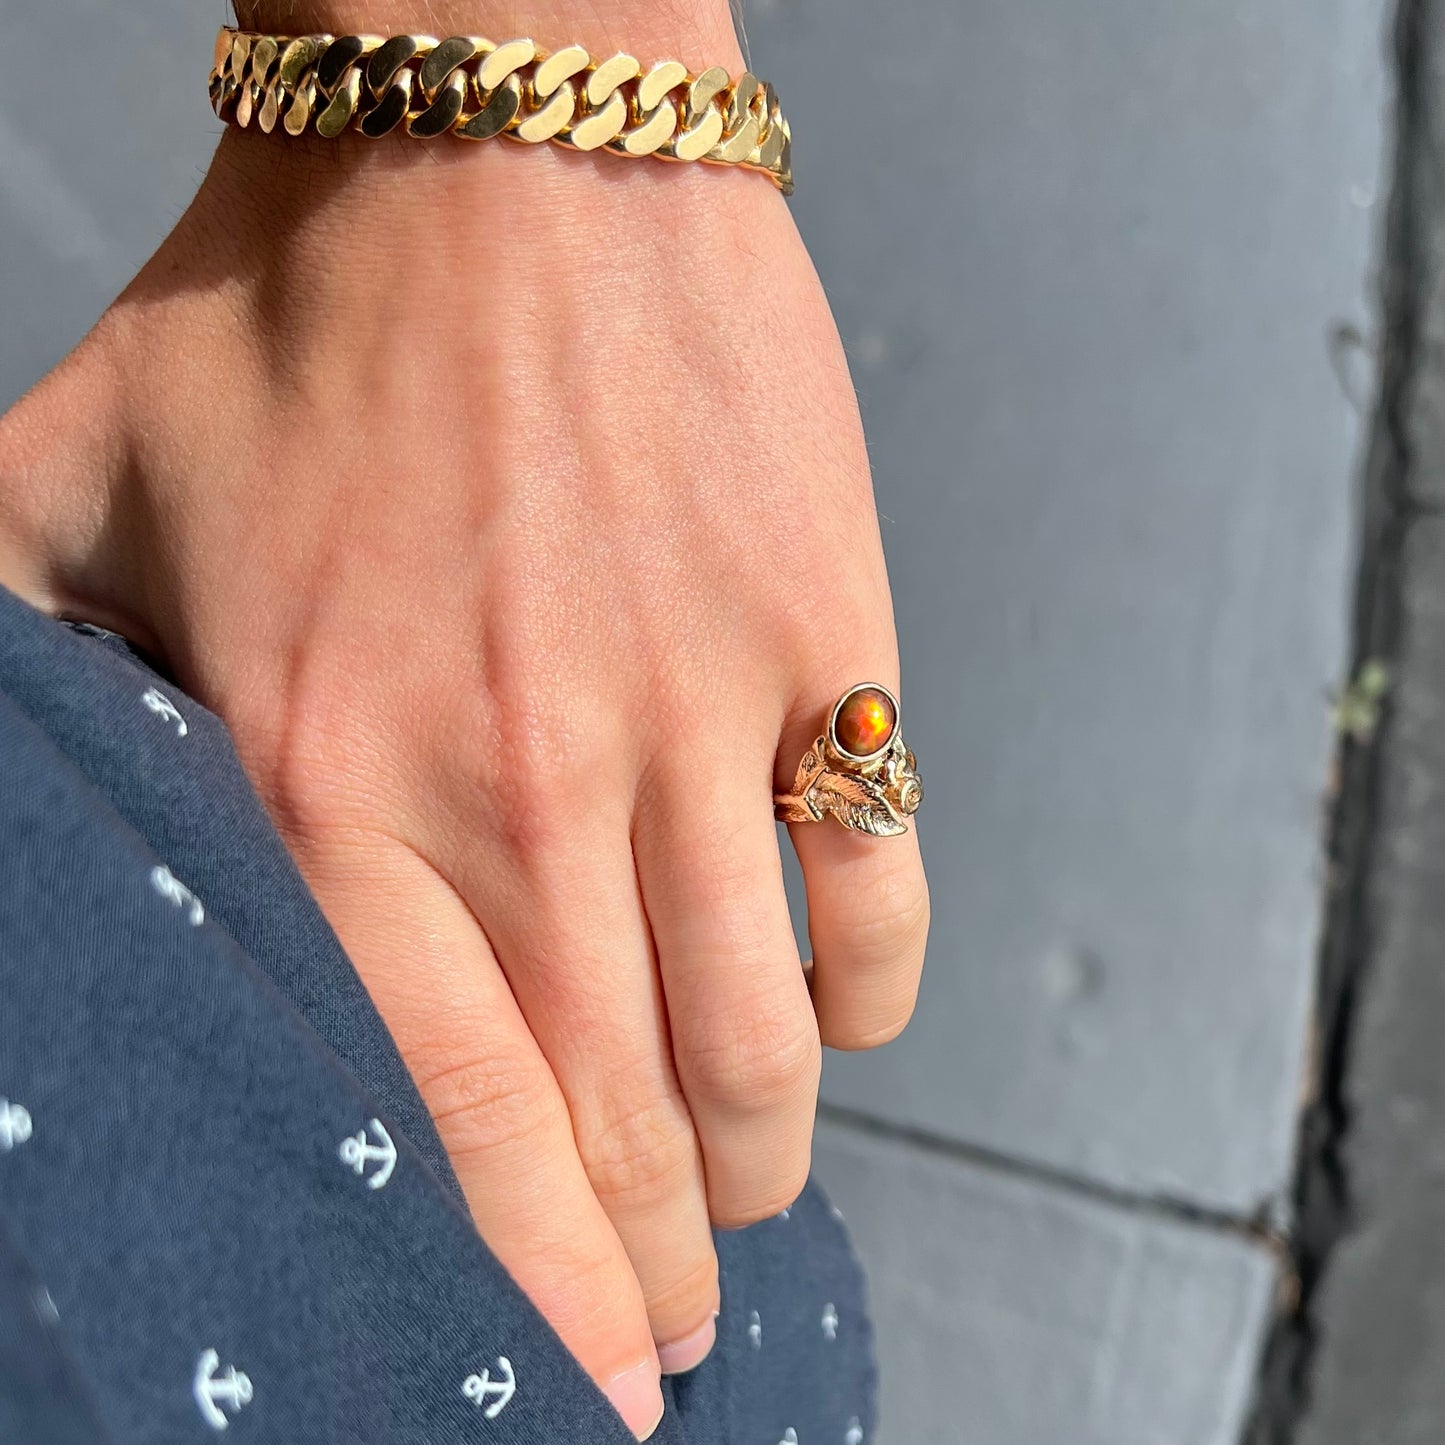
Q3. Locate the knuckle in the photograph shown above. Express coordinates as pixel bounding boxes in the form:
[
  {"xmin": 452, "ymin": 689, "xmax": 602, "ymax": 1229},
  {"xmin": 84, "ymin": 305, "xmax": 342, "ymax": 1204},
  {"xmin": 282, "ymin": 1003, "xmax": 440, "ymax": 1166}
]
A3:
[
  {"xmin": 416, "ymin": 1047, "xmax": 565, "ymax": 1161},
  {"xmin": 643, "ymin": 1251, "xmax": 722, "ymax": 1332},
  {"xmin": 839, "ymin": 866, "xmax": 932, "ymax": 967},
  {"xmin": 526, "ymin": 1237, "xmax": 652, "ymax": 1349},
  {"xmin": 683, "ymin": 1001, "xmax": 821, "ymax": 1115},
  {"xmin": 238, "ymin": 700, "xmax": 400, "ymax": 841},
  {"xmin": 579, "ymin": 1094, "xmax": 702, "ymax": 1211},
  {"xmin": 459, "ymin": 676, "xmax": 620, "ymax": 859},
  {"xmin": 816, "ymin": 871, "xmax": 928, "ymax": 1050}
]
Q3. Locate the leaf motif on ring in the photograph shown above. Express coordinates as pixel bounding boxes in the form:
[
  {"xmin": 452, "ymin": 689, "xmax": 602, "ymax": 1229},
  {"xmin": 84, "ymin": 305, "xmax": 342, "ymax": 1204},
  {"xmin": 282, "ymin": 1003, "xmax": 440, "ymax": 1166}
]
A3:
[{"xmin": 805, "ymin": 770, "xmax": 910, "ymax": 837}]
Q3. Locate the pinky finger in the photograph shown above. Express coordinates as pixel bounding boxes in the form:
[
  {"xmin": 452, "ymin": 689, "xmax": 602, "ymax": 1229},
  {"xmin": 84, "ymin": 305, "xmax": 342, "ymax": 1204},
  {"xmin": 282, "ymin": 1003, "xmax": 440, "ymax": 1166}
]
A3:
[{"xmin": 280, "ymin": 830, "xmax": 668, "ymax": 1440}]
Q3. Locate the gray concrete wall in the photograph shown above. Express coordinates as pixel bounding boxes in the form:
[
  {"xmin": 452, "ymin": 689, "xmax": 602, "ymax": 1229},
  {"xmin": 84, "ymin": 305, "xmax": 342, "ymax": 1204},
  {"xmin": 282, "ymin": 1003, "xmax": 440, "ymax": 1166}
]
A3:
[
  {"xmin": 0, "ymin": 4, "xmax": 1393, "ymax": 1442},
  {"xmin": 1290, "ymin": 5, "xmax": 1445, "ymax": 1440},
  {"xmin": 758, "ymin": 1, "xmax": 1388, "ymax": 1438},
  {"xmin": 760, "ymin": 0, "xmax": 1385, "ymax": 1215}
]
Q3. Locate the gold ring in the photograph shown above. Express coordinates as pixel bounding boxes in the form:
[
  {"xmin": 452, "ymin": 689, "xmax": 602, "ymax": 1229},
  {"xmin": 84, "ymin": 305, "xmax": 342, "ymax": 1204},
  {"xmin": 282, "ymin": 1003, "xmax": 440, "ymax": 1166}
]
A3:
[{"xmin": 774, "ymin": 683, "xmax": 922, "ymax": 836}]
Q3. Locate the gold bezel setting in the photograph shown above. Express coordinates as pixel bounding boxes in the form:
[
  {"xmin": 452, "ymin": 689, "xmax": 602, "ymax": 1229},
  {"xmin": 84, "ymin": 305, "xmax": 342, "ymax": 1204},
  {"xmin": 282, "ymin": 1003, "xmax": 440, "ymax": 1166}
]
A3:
[
  {"xmin": 828, "ymin": 682, "xmax": 900, "ymax": 764},
  {"xmin": 777, "ymin": 684, "xmax": 922, "ymax": 837}
]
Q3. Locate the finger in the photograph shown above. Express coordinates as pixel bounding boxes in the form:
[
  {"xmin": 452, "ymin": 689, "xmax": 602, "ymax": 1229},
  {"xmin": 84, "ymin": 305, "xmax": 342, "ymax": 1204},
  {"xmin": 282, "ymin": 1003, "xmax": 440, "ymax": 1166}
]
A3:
[
  {"xmin": 280, "ymin": 828, "xmax": 668, "ymax": 1440},
  {"xmin": 635, "ymin": 771, "xmax": 820, "ymax": 1230},
  {"xmin": 789, "ymin": 821, "xmax": 929, "ymax": 1048},
  {"xmin": 454, "ymin": 821, "xmax": 722, "ymax": 1375},
  {"xmin": 780, "ymin": 689, "xmax": 930, "ymax": 1049}
]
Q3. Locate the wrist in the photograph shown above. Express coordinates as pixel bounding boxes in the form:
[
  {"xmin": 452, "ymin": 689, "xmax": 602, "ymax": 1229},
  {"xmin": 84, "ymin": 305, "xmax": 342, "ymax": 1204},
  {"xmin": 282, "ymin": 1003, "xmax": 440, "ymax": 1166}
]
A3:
[
  {"xmin": 0, "ymin": 338, "xmax": 148, "ymax": 637},
  {"xmin": 197, "ymin": 0, "xmax": 786, "ymax": 272},
  {"xmin": 231, "ymin": 0, "xmax": 744, "ymax": 73}
]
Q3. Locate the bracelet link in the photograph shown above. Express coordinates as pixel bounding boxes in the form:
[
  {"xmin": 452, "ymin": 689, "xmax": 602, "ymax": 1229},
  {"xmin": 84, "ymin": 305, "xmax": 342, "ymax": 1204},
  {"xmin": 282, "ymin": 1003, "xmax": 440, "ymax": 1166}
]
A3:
[{"xmin": 210, "ymin": 26, "xmax": 794, "ymax": 193}]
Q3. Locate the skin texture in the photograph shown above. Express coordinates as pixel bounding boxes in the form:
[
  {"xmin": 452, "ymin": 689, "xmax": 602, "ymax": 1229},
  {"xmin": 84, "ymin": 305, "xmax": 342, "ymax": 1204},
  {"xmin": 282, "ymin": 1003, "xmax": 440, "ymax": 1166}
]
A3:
[{"xmin": 0, "ymin": 5, "xmax": 929, "ymax": 1437}]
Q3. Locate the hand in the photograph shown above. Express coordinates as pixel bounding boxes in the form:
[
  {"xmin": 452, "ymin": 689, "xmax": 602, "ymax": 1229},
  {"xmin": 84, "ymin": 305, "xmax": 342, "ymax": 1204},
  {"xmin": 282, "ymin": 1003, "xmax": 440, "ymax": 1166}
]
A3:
[{"xmin": 0, "ymin": 7, "xmax": 929, "ymax": 1437}]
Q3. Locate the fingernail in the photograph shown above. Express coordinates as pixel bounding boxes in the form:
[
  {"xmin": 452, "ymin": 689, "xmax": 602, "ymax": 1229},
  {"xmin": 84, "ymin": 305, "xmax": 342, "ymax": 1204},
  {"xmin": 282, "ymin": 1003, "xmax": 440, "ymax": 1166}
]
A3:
[
  {"xmin": 657, "ymin": 1316, "xmax": 718, "ymax": 1375},
  {"xmin": 604, "ymin": 1361, "xmax": 665, "ymax": 1441}
]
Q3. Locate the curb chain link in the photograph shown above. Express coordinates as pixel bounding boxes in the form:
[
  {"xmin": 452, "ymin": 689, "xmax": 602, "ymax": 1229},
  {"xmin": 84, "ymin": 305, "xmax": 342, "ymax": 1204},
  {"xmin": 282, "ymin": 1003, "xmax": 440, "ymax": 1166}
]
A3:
[{"xmin": 210, "ymin": 27, "xmax": 793, "ymax": 193}]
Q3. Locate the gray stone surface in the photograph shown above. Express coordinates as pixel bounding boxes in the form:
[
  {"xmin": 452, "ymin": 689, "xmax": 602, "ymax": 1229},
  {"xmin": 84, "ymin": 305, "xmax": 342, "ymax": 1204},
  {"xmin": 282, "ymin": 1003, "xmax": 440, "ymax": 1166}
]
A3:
[
  {"xmin": 1295, "ymin": 8, "xmax": 1445, "ymax": 1435},
  {"xmin": 1395, "ymin": 3, "xmax": 1445, "ymax": 515},
  {"xmin": 0, "ymin": 5, "xmax": 220, "ymax": 411},
  {"xmin": 0, "ymin": 1, "xmax": 1398, "ymax": 1441},
  {"xmin": 1298, "ymin": 521, "xmax": 1445, "ymax": 1443},
  {"xmin": 813, "ymin": 1120, "xmax": 1278, "ymax": 1445},
  {"xmin": 751, "ymin": 0, "xmax": 1388, "ymax": 1214}
]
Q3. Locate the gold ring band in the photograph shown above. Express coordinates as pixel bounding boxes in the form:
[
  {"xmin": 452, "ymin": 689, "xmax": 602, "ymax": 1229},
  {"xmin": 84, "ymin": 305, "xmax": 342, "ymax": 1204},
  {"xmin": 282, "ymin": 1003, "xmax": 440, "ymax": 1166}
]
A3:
[
  {"xmin": 774, "ymin": 684, "xmax": 922, "ymax": 837},
  {"xmin": 209, "ymin": 28, "xmax": 793, "ymax": 193}
]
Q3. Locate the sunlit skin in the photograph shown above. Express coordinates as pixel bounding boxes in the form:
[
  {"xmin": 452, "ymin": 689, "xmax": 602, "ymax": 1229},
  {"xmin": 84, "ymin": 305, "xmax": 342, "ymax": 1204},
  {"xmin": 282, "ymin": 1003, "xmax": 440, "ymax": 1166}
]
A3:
[{"xmin": 0, "ymin": 2, "xmax": 931, "ymax": 1437}]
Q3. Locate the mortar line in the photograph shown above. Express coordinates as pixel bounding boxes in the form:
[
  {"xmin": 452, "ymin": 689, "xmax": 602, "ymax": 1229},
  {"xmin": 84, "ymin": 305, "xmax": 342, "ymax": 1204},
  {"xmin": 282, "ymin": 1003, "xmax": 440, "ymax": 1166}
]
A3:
[{"xmin": 816, "ymin": 1101, "xmax": 1277, "ymax": 1245}]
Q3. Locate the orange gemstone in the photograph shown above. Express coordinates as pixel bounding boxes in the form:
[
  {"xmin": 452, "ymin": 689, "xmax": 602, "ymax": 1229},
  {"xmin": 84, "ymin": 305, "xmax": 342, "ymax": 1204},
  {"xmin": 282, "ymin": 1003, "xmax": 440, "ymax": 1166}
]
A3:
[{"xmin": 833, "ymin": 686, "xmax": 897, "ymax": 757}]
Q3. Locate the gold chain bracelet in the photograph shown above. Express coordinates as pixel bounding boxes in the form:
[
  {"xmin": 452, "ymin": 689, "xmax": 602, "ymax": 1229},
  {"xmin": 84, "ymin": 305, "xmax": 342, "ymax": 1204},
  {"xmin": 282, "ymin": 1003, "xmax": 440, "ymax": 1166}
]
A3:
[{"xmin": 209, "ymin": 27, "xmax": 793, "ymax": 193}]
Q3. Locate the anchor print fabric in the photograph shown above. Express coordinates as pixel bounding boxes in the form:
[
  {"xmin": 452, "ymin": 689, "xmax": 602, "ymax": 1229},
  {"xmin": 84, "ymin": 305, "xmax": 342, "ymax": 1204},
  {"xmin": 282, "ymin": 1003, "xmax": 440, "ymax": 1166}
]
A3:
[{"xmin": 0, "ymin": 584, "xmax": 877, "ymax": 1445}]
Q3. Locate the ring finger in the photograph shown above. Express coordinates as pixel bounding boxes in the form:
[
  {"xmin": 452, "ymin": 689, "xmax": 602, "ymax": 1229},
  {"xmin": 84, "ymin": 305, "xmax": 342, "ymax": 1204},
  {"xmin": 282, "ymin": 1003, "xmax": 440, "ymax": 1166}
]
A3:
[
  {"xmin": 635, "ymin": 763, "xmax": 821, "ymax": 1229},
  {"xmin": 448, "ymin": 814, "xmax": 723, "ymax": 1375}
]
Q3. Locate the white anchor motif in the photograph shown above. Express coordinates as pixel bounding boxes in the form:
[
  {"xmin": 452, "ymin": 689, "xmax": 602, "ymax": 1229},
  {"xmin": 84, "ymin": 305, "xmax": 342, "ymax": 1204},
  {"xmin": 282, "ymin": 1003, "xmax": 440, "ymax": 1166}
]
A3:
[
  {"xmin": 461, "ymin": 1357, "xmax": 516, "ymax": 1418},
  {"xmin": 193, "ymin": 1348, "xmax": 252, "ymax": 1430},
  {"xmin": 748, "ymin": 1310, "xmax": 762, "ymax": 1349},
  {"xmin": 845, "ymin": 1419, "xmax": 863, "ymax": 1445},
  {"xmin": 151, "ymin": 865, "xmax": 204, "ymax": 925},
  {"xmin": 338, "ymin": 1118, "xmax": 396, "ymax": 1190},
  {"xmin": 142, "ymin": 687, "xmax": 188, "ymax": 737},
  {"xmin": 0, "ymin": 1099, "xmax": 32, "ymax": 1152},
  {"xmin": 821, "ymin": 1303, "xmax": 838, "ymax": 1341},
  {"xmin": 779, "ymin": 1430, "xmax": 798, "ymax": 1445}
]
